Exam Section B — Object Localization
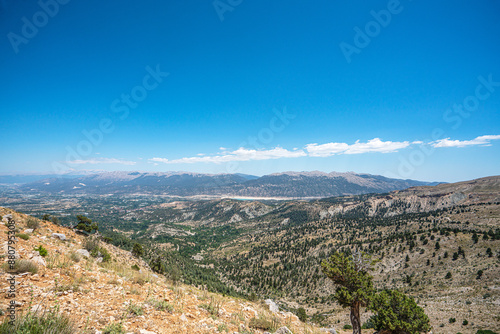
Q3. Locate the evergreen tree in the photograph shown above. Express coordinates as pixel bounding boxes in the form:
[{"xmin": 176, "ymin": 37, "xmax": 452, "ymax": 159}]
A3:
[
  {"xmin": 296, "ymin": 307, "xmax": 307, "ymax": 322},
  {"xmin": 369, "ymin": 290, "xmax": 431, "ymax": 334},
  {"xmin": 132, "ymin": 243, "xmax": 144, "ymax": 258},
  {"xmin": 75, "ymin": 215, "xmax": 98, "ymax": 234},
  {"xmin": 321, "ymin": 250, "xmax": 374, "ymax": 334}
]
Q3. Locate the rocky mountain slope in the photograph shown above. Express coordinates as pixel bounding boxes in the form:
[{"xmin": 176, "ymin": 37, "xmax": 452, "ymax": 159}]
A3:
[
  {"xmin": 16, "ymin": 171, "xmax": 437, "ymax": 198},
  {"xmin": 114, "ymin": 176, "xmax": 499, "ymax": 333},
  {"xmin": 0, "ymin": 208, "xmax": 328, "ymax": 334},
  {"xmin": 202, "ymin": 183, "xmax": 500, "ymax": 333},
  {"xmin": 117, "ymin": 176, "xmax": 498, "ymax": 231}
]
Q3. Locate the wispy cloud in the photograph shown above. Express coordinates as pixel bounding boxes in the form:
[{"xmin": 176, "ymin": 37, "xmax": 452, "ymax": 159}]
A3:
[
  {"xmin": 149, "ymin": 135, "xmax": 499, "ymax": 165},
  {"xmin": 150, "ymin": 147, "xmax": 306, "ymax": 164},
  {"xmin": 306, "ymin": 138, "xmax": 410, "ymax": 157},
  {"xmin": 432, "ymin": 135, "xmax": 500, "ymax": 148},
  {"xmin": 67, "ymin": 158, "xmax": 136, "ymax": 165}
]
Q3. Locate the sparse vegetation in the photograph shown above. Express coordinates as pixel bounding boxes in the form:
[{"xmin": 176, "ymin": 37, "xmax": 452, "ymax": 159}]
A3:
[
  {"xmin": 16, "ymin": 233, "xmax": 29, "ymax": 240},
  {"xmin": 102, "ymin": 322, "xmax": 125, "ymax": 334},
  {"xmin": 127, "ymin": 302, "xmax": 144, "ymax": 316},
  {"xmin": 3, "ymin": 259, "xmax": 38, "ymax": 274},
  {"xmin": 34, "ymin": 245, "xmax": 48, "ymax": 257},
  {"xmin": 199, "ymin": 296, "xmax": 221, "ymax": 317},
  {"xmin": 70, "ymin": 251, "xmax": 82, "ymax": 262},
  {"xmin": 249, "ymin": 317, "xmax": 273, "ymax": 330},
  {"xmin": 148, "ymin": 298, "xmax": 174, "ymax": 312},
  {"xmin": 0, "ymin": 308, "xmax": 76, "ymax": 334},
  {"xmin": 26, "ymin": 217, "xmax": 40, "ymax": 231}
]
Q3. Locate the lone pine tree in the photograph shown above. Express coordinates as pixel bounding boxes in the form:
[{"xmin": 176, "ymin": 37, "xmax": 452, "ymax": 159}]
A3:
[{"xmin": 321, "ymin": 250, "xmax": 374, "ymax": 334}]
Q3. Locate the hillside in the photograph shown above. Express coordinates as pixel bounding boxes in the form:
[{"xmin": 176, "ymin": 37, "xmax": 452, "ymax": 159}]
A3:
[
  {"xmin": 14, "ymin": 170, "xmax": 437, "ymax": 198},
  {"xmin": 113, "ymin": 176, "xmax": 499, "ymax": 333},
  {"xmin": 0, "ymin": 208, "xmax": 326, "ymax": 334},
  {"xmin": 0, "ymin": 176, "xmax": 498, "ymax": 333}
]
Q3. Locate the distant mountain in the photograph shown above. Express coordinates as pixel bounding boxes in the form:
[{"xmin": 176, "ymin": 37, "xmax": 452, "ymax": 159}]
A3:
[
  {"xmin": 17, "ymin": 170, "xmax": 439, "ymax": 198},
  {"xmin": 0, "ymin": 173, "xmax": 85, "ymax": 184}
]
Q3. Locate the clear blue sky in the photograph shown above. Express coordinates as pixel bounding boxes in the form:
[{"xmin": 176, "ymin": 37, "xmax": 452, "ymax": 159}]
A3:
[{"xmin": 0, "ymin": 0, "xmax": 499, "ymax": 182}]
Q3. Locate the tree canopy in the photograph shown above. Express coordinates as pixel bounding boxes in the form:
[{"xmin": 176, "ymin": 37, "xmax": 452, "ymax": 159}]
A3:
[
  {"xmin": 321, "ymin": 250, "xmax": 374, "ymax": 334},
  {"xmin": 75, "ymin": 215, "xmax": 98, "ymax": 234},
  {"xmin": 369, "ymin": 289, "xmax": 431, "ymax": 334}
]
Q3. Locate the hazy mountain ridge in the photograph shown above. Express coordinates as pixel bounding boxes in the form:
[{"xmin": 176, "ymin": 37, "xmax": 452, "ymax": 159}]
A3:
[{"xmin": 16, "ymin": 170, "xmax": 438, "ymax": 198}]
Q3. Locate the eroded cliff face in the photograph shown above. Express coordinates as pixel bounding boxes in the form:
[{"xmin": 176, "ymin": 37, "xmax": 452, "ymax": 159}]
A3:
[{"xmin": 319, "ymin": 176, "xmax": 500, "ymax": 218}]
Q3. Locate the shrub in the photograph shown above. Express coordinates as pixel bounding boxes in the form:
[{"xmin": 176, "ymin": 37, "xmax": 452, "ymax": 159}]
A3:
[
  {"xmin": 369, "ymin": 289, "xmax": 431, "ymax": 334},
  {"xmin": 69, "ymin": 252, "xmax": 81, "ymax": 263},
  {"xmin": 476, "ymin": 331, "xmax": 498, "ymax": 334},
  {"xmin": 296, "ymin": 307, "xmax": 307, "ymax": 322},
  {"xmin": 16, "ymin": 233, "xmax": 29, "ymax": 240},
  {"xmin": 445, "ymin": 272, "xmax": 452, "ymax": 279},
  {"xmin": 0, "ymin": 308, "xmax": 75, "ymax": 334},
  {"xmin": 102, "ymin": 236, "xmax": 113, "ymax": 243},
  {"xmin": 3, "ymin": 259, "xmax": 38, "ymax": 274},
  {"xmin": 248, "ymin": 292, "xmax": 257, "ymax": 301},
  {"xmin": 34, "ymin": 245, "xmax": 48, "ymax": 257},
  {"xmin": 83, "ymin": 237, "xmax": 99, "ymax": 253},
  {"xmin": 199, "ymin": 297, "xmax": 221, "ymax": 317},
  {"xmin": 148, "ymin": 299, "xmax": 173, "ymax": 312},
  {"xmin": 463, "ymin": 320, "xmax": 468, "ymax": 325},
  {"xmin": 26, "ymin": 217, "xmax": 40, "ymax": 231},
  {"xmin": 102, "ymin": 322, "xmax": 125, "ymax": 334},
  {"xmin": 343, "ymin": 324, "xmax": 353, "ymax": 330},
  {"xmin": 99, "ymin": 247, "xmax": 111, "ymax": 262},
  {"xmin": 127, "ymin": 302, "xmax": 144, "ymax": 316},
  {"xmin": 84, "ymin": 237, "xmax": 111, "ymax": 262},
  {"xmin": 131, "ymin": 264, "xmax": 140, "ymax": 271},
  {"xmin": 132, "ymin": 273, "xmax": 149, "ymax": 285},
  {"xmin": 217, "ymin": 324, "xmax": 228, "ymax": 332},
  {"xmin": 477, "ymin": 270, "xmax": 484, "ymax": 279},
  {"xmin": 449, "ymin": 318, "xmax": 456, "ymax": 323},
  {"xmin": 132, "ymin": 243, "xmax": 144, "ymax": 257},
  {"xmin": 249, "ymin": 317, "xmax": 272, "ymax": 330}
]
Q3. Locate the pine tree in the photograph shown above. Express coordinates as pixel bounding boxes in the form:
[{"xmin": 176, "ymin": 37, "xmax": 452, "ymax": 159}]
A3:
[
  {"xmin": 321, "ymin": 250, "xmax": 374, "ymax": 334},
  {"xmin": 369, "ymin": 290, "xmax": 431, "ymax": 334},
  {"xmin": 75, "ymin": 215, "xmax": 98, "ymax": 234}
]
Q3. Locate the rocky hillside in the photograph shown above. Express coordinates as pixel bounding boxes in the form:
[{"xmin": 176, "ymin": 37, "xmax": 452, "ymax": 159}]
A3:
[
  {"xmin": 316, "ymin": 175, "xmax": 500, "ymax": 217},
  {"xmin": 119, "ymin": 176, "xmax": 499, "ymax": 231},
  {"xmin": 0, "ymin": 208, "xmax": 329, "ymax": 334},
  {"xmin": 204, "ymin": 199, "xmax": 500, "ymax": 334}
]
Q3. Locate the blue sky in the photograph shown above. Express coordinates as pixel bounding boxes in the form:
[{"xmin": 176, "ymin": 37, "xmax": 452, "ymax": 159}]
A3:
[{"xmin": 0, "ymin": 0, "xmax": 499, "ymax": 182}]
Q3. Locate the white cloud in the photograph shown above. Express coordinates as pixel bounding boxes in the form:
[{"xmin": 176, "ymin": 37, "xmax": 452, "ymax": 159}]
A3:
[
  {"xmin": 148, "ymin": 135, "xmax": 500, "ymax": 165},
  {"xmin": 432, "ymin": 135, "xmax": 500, "ymax": 148},
  {"xmin": 150, "ymin": 147, "xmax": 306, "ymax": 164},
  {"xmin": 306, "ymin": 138, "xmax": 410, "ymax": 157},
  {"xmin": 67, "ymin": 158, "xmax": 136, "ymax": 165}
]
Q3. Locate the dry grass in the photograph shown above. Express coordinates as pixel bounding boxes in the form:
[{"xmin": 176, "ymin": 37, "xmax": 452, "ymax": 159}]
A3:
[{"xmin": 2, "ymin": 259, "xmax": 38, "ymax": 274}]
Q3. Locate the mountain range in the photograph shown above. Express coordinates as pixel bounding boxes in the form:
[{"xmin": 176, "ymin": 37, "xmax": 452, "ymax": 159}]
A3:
[{"xmin": 12, "ymin": 171, "xmax": 441, "ymax": 198}]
